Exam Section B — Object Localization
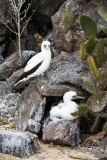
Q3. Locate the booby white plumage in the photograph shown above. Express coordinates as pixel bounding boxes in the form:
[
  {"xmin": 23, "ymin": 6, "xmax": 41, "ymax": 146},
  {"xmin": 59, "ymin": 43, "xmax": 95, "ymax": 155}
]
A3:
[
  {"xmin": 14, "ymin": 40, "xmax": 51, "ymax": 86},
  {"xmin": 50, "ymin": 91, "xmax": 84, "ymax": 123}
]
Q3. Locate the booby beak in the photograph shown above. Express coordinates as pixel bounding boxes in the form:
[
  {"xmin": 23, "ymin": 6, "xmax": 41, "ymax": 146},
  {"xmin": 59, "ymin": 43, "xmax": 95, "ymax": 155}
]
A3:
[
  {"xmin": 45, "ymin": 45, "xmax": 50, "ymax": 51},
  {"xmin": 72, "ymin": 96, "xmax": 85, "ymax": 100}
]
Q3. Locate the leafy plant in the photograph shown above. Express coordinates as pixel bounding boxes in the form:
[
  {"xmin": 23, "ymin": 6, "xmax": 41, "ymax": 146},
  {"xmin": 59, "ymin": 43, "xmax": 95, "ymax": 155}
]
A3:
[
  {"xmin": 81, "ymin": 76, "xmax": 97, "ymax": 95},
  {"xmin": 0, "ymin": 0, "xmax": 35, "ymax": 57},
  {"xmin": 79, "ymin": 14, "xmax": 107, "ymax": 79},
  {"xmin": 72, "ymin": 105, "xmax": 89, "ymax": 117},
  {"xmin": 63, "ymin": 13, "xmax": 73, "ymax": 30},
  {"xmin": 80, "ymin": 15, "xmax": 97, "ymax": 38}
]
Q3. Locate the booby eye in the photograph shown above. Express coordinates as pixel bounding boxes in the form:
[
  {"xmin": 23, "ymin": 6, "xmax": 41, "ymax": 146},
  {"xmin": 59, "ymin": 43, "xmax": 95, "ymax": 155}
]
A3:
[{"xmin": 72, "ymin": 95, "xmax": 77, "ymax": 99}]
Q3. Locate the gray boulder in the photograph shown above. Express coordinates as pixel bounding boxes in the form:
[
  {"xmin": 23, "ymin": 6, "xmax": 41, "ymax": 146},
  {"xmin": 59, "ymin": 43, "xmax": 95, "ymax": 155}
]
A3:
[
  {"xmin": 0, "ymin": 93, "xmax": 21, "ymax": 121},
  {"xmin": 0, "ymin": 50, "xmax": 36, "ymax": 80},
  {"xmin": 42, "ymin": 120, "xmax": 80, "ymax": 147},
  {"xmin": 0, "ymin": 130, "xmax": 39, "ymax": 158},
  {"xmin": 52, "ymin": 0, "xmax": 107, "ymax": 53},
  {"xmin": 45, "ymin": 51, "xmax": 93, "ymax": 87},
  {"xmin": 15, "ymin": 80, "xmax": 46, "ymax": 134}
]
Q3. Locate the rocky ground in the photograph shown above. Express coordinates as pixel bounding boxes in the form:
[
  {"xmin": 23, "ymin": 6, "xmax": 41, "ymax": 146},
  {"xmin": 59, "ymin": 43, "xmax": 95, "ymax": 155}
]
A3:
[{"xmin": 0, "ymin": 141, "xmax": 100, "ymax": 160}]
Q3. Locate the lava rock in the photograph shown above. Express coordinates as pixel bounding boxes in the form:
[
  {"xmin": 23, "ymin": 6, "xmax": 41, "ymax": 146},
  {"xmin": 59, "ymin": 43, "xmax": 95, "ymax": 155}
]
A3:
[
  {"xmin": 42, "ymin": 120, "xmax": 80, "ymax": 147},
  {"xmin": 32, "ymin": 0, "xmax": 66, "ymax": 33},
  {"xmin": 0, "ymin": 81, "xmax": 12, "ymax": 97},
  {"xmin": 0, "ymin": 130, "xmax": 40, "ymax": 158},
  {"xmin": 52, "ymin": 0, "xmax": 107, "ymax": 53},
  {"xmin": 44, "ymin": 51, "xmax": 93, "ymax": 87},
  {"xmin": 0, "ymin": 50, "xmax": 36, "ymax": 80},
  {"xmin": 15, "ymin": 80, "xmax": 46, "ymax": 134},
  {"xmin": 36, "ymin": 81, "xmax": 70, "ymax": 96},
  {"xmin": 0, "ymin": 93, "xmax": 21, "ymax": 118}
]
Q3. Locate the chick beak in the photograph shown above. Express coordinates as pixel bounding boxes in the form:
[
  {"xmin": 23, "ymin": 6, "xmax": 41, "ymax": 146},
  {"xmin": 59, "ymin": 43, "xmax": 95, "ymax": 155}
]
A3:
[
  {"xmin": 45, "ymin": 45, "xmax": 50, "ymax": 51},
  {"xmin": 72, "ymin": 96, "xmax": 85, "ymax": 100}
]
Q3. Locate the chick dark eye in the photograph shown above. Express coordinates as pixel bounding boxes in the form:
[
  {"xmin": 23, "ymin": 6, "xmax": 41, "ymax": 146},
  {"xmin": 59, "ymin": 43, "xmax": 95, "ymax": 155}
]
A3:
[{"xmin": 72, "ymin": 96, "xmax": 76, "ymax": 99}]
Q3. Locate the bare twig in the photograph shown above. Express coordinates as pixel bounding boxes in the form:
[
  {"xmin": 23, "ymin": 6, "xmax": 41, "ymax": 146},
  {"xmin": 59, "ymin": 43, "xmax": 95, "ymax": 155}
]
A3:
[{"xmin": 0, "ymin": 0, "xmax": 35, "ymax": 57}]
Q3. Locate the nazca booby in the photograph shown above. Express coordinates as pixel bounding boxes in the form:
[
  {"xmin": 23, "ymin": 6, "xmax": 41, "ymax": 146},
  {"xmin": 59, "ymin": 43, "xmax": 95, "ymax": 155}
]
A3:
[
  {"xmin": 50, "ymin": 91, "xmax": 84, "ymax": 123},
  {"xmin": 14, "ymin": 41, "xmax": 51, "ymax": 86}
]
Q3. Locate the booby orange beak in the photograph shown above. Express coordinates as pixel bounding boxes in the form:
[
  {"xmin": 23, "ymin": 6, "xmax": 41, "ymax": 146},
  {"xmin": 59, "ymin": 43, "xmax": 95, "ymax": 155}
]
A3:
[{"xmin": 45, "ymin": 45, "xmax": 50, "ymax": 51}]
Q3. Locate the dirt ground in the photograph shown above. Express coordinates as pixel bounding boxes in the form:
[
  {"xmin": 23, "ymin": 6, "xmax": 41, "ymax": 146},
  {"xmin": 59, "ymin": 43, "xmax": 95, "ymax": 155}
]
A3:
[{"xmin": 0, "ymin": 141, "xmax": 99, "ymax": 160}]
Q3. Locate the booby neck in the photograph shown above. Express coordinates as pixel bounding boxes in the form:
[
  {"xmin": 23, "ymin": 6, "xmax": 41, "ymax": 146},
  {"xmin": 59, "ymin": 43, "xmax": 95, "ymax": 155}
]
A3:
[{"xmin": 41, "ymin": 41, "xmax": 51, "ymax": 60}]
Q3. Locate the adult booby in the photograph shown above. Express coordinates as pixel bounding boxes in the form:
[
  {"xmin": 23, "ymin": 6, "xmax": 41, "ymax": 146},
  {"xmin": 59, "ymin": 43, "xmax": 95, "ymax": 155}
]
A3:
[
  {"xmin": 50, "ymin": 91, "xmax": 84, "ymax": 123},
  {"xmin": 14, "ymin": 40, "xmax": 51, "ymax": 86}
]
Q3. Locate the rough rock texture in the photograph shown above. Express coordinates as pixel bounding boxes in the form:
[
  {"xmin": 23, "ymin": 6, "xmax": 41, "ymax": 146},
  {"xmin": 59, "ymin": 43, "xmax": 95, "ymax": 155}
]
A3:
[
  {"xmin": 8, "ymin": 68, "xmax": 24, "ymax": 85},
  {"xmin": 0, "ymin": 50, "xmax": 36, "ymax": 80},
  {"xmin": 0, "ymin": 81, "xmax": 12, "ymax": 97},
  {"xmin": 36, "ymin": 81, "xmax": 70, "ymax": 96},
  {"xmin": 12, "ymin": 51, "xmax": 93, "ymax": 91},
  {"xmin": 42, "ymin": 120, "xmax": 80, "ymax": 147},
  {"xmin": 45, "ymin": 51, "xmax": 93, "ymax": 87},
  {"xmin": 0, "ymin": 130, "xmax": 39, "ymax": 158},
  {"xmin": 15, "ymin": 80, "xmax": 46, "ymax": 134},
  {"xmin": 0, "ymin": 93, "xmax": 21, "ymax": 120},
  {"xmin": 36, "ymin": 80, "xmax": 86, "ymax": 97},
  {"xmin": 32, "ymin": 0, "xmax": 66, "ymax": 32},
  {"xmin": 52, "ymin": 0, "xmax": 107, "ymax": 53}
]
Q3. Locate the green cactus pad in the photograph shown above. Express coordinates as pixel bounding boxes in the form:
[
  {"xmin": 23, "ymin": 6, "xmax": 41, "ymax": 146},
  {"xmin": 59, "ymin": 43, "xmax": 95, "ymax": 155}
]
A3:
[
  {"xmin": 80, "ymin": 15, "xmax": 97, "ymax": 38},
  {"xmin": 86, "ymin": 37, "xmax": 96, "ymax": 54},
  {"xmin": 98, "ymin": 9, "xmax": 107, "ymax": 22},
  {"xmin": 71, "ymin": 105, "xmax": 89, "ymax": 117},
  {"xmin": 63, "ymin": 13, "xmax": 73, "ymax": 29},
  {"xmin": 99, "ymin": 24, "xmax": 107, "ymax": 35},
  {"xmin": 97, "ymin": 39, "xmax": 107, "ymax": 66},
  {"xmin": 79, "ymin": 42, "xmax": 86, "ymax": 60},
  {"xmin": 81, "ymin": 76, "xmax": 96, "ymax": 95},
  {"xmin": 87, "ymin": 91, "xmax": 107, "ymax": 112},
  {"xmin": 87, "ymin": 55, "xmax": 99, "ymax": 78}
]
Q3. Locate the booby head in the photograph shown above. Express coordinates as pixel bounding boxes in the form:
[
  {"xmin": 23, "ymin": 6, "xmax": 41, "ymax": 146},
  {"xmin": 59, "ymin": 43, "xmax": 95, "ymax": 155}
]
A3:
[
  {"xmin": 63, "ymin": 91, "xmax": 84, "ymax": 104},
  {"xmin": 41, "ymin": 40, "xmax": 50, "ymax": 51}
]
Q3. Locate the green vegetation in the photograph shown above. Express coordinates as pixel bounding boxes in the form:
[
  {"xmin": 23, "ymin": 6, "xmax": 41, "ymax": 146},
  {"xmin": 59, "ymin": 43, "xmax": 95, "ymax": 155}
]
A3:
[
  {"xmin": 0, "ymin": 118, "xmax": 8, "ymax": 125},
  {"xmin": 73, "ymin": 10, "xmax": 107, "ymax": 118},
  {"xmin": 63, "ymin": 13, "xmax": 73, "ymax": 29}
]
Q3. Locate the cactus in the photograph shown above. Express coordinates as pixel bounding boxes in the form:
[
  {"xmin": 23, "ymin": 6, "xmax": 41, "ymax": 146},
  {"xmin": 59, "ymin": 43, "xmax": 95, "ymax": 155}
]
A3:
[
  {"xmin": 87, "ymin": 55, "xmax": 99, "ymax": 78},
  {"xmin": 80, "ymin": 15, "xmax": 97, "ymax": 38},
  {"xmin": 86, "ymin": 37, "xmax": 96, "ymax": 54},
  {"xmin": 99, "ymin": 24, "xmax": 107, "ymax": 35},
  {"xmin": 63, "ymin": 13, "xmax": 73, "ymax": 29},
  {"xmin": 72, "ymin": 105, "xmax": 89, "ymax": 117},
  {"xmin": 87, "ymin": 91, "xmax": 107, "ymax": 112},
  {"xmin": 79, "ymin": 42, "xmax": 86, "ymax": 60},
  {"xmin": 97, "ymin": 39, "xmax": 107, "ymax": 66},
  {"xmin": 98, "ymin": 9, "xmax": 107, "ymax": 22},
  {"xmin": 81, "ymin": 76, "xmax": 97, "ymax": 95}
]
